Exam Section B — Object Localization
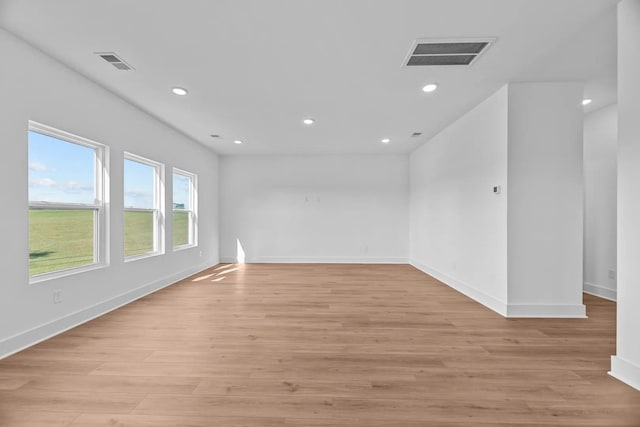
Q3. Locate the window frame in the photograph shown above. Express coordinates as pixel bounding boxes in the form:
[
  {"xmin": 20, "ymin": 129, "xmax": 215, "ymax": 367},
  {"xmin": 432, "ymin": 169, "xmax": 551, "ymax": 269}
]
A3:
[
  {"xmin": 28, "ymin": 121, "xmax": 110, "ymax": 284},
  {"xmin": 123, "ymin": 152, "xmax": 165, "ymax": 262},
  {"xmin": 172, "ymin": 168, "xmax": 198, "ymax": 251}
]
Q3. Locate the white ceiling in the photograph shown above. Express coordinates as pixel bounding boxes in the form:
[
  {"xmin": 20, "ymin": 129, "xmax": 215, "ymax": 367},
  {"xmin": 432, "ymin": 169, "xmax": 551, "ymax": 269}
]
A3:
[{"xmin": 0, "ymin": 0, "xmax": 619, "ymax": 155}]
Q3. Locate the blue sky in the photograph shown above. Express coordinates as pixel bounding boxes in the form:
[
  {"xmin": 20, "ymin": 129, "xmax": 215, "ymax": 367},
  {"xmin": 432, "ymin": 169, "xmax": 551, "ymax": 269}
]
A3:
[
  {"xmin": 29, "ymin": 131, "xmax": 190, "ymax": 208},
  {"xmin": 173, "ymin": 173, "xmax": 190, "ymax": 209},
  {"xmin": 124, "ymin": 158, "xmax": 154, "ymax": 208},
  {"xmin": 28, "ymin": 131, "xmax": 95, "ymax": 204}
]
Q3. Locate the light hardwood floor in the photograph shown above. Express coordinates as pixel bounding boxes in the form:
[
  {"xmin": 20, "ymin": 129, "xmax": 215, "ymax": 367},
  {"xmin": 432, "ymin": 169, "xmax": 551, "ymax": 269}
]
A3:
[{"xmin": 1, "ymin": 264, "xmax": 639, "ymax": 426}]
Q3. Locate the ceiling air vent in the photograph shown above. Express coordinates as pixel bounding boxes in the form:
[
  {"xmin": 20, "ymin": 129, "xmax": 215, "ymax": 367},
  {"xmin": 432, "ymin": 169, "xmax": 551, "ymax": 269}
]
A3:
[
  {"xmin": 95, "ymin": 52, "xmax": 134, "ymax": 71},
  {"xmin": 404, "ymin": 38, "xmax": 494, "ymax": 67}
]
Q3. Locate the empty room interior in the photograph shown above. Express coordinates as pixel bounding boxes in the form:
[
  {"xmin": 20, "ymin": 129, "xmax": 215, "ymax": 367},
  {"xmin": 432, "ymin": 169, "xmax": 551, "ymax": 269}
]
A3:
[{"xmin": 2, "ymin": 0, "xmax": 640, "ymax": 425}]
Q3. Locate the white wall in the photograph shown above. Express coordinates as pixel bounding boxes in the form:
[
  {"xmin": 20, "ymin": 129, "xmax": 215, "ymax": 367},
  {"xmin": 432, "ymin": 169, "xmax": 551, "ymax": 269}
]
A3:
[
  {"xmin": 506, "ymin": 82, "xmax": 585, "ymax": 317},
  {"xmin": 0, "ymin": 29, "xmax": 219, "ymax": 358},
  {"xmin": 410, "ymin": 86, "xmax": 509, "ymax": 315},
  {"xmin": 219, "ymin": 155, "xmax": 408, "ymax": 263},
  {"xmin": 611, "ymin": 0, "xmax": 640, "ymax": 391},
  {"xmin": 583, "ymin": 104, "xmax": 617, "ymax": 300},
  {"xmin": 410, "ymin": 83, "xmax": 585, "ymax": 318}
]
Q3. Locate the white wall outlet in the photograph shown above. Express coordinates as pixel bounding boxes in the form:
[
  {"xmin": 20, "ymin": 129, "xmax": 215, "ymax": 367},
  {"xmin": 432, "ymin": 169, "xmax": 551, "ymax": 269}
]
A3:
[
  {"xmin": 53, "ymin": 289, "xmax": 62, "ymax": 304},
  {"xmin": 608, "ymin": 269, "xmax": 616, "ymax": 280}
]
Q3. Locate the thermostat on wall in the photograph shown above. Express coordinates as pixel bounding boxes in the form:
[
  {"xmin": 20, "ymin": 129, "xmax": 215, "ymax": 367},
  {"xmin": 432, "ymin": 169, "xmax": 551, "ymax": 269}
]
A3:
[{"xmin": 493, "ymin": 185, "xmax": 501, "ymax": 194}]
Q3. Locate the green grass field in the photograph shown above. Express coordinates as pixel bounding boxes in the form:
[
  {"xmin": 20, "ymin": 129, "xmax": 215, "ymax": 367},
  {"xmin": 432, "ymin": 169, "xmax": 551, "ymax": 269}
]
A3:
[
  {"xmin": 123, "ymin": 210, "xmax": 155, "ymax": 257},
  {"xmin": 29, "ymin": 209, "xmax": 190, "ymax": 276},
  {"xmin": 29, "ymin": 209, "xmax": 94, "ymax": 276},
  {"xmin": 173, "ymin": 211, "xmax": 189, "ymax": 247}
]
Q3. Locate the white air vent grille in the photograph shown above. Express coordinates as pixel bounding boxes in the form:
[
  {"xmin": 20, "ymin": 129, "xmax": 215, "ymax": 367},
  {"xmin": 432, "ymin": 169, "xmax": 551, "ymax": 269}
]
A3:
[
  {"xmin": 404, "ymin": 38, "xmax": 494, "ymax": 67},
  {"xmin": 95, "ymin": 52, "xmax": 134, "ymax": 71}
]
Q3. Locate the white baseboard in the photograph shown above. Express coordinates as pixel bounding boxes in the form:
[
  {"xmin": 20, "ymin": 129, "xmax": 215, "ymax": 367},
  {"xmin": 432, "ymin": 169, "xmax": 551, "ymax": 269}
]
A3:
[
  {"xmin": 0, "ymin": 260, "xmax": 215, "ymax": 360},
  {"xmin": 610, "ymin": 356, "xmax": 640, "ymax": 391},
  {"xmin": 410, "ymin": 260, "xmax": 587, "ymax": 318},
  {"xmin": 410, "ymin": 259, "xmax": 508, "ymax": 317},
  {"xmin": 220, "ymin": 256, "xmax": 409, "ymax": 264},
  {"xmin": 584, "ymin": 282, "xmax": 617, "ymax": 301},
  {"xmin": 505, "ymin": 303, "xmax": 587, "ymax": 318}
]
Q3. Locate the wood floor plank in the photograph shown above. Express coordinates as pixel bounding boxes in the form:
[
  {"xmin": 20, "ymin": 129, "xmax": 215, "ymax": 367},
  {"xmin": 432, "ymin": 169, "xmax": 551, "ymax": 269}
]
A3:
[
  {"xmin": 0, "ymin": 376, "xmax": 31, "ymax": 390},
  {"xmin": 0, "ymin": 263, "xmax": 639, "ymax": 426},
  {"xmin": 0, "ymin": 389, "xmax": 146, "ymax": 414},
  {"xmin": 0, "ymin": 411, "xmax": 79, "ymax": 427},
  {"xmin": 68, "ymin": 413, "xmax": 286, "ymax": 427},
  {"xmin": 16, "ymin": 374, "xmax": 201, "ymax": 395}
]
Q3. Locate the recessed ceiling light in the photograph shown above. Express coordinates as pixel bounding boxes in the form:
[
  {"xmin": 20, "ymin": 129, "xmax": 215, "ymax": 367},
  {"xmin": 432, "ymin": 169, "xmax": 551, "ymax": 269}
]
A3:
[
  {"xmin": 172, "ymin": 87, "xmax": 188, "ymax": 96},
  {"xmin": 303, "ymin": 118, "xmax": 315, "ymax": 125},
  {"xmin": 233, "ymin": 140, "xmax": 243, "ymax": 145},
  {"xmin": 422, "ymin": 83, "xmax": 438, "ymax": 93},
  {"xmin": 381, "ymin": 138, "xmax": 391, "ymax": 144},
  {"xmin": 582, "ymin": 98, "xmax": 592, "ymax": 106}
]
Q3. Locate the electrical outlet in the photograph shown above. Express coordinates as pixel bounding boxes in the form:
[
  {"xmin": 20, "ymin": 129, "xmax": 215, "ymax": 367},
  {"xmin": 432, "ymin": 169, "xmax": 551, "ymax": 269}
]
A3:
[
  {"xmin": 53, "ymin": 289, "xmax": 62, "ymax": 304},
  {"xmin": 608, "ymin": 269, "xmax": 616, "ymax": 280},
  {"xmin": 199, "ymin": 250, "xmax": 203, "ymax": 257}
]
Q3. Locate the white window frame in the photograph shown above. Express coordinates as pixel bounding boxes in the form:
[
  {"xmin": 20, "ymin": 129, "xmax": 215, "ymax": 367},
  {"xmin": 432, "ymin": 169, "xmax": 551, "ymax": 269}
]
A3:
[
  {"xmin": 123, "ymin": 152, "xmax": 165, "ymax": 261},
  {"xmin": 28, "ymin": 121, "xmax": 110, "ymax": 284},
  {"xmin": 172, "ymin": 168, "xmax": 198, "ymax": 250}
]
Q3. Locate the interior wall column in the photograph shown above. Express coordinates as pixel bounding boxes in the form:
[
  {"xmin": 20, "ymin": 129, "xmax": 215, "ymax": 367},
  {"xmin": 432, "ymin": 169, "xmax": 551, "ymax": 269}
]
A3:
[
  {"xmin": 506, "ymin": 82, "xmax": 585, "ymax": 317},
  {"xmin": 611, "ymin": 0, "xmax": 640, "ymax": 391}
]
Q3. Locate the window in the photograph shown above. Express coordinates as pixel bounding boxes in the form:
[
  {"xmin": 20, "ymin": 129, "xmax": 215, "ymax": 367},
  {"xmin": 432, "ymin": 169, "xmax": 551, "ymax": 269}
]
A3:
[
  {"xmin": 28, "ymin": 122, "xmax": 108, "ymax": 281},
  {"xmin": 124, "ymin": 153, "xmax": 164, "ymax": 259},
  {"xmin": 172, "ymin": 168, "xmax": 197, "ymax": 249}
]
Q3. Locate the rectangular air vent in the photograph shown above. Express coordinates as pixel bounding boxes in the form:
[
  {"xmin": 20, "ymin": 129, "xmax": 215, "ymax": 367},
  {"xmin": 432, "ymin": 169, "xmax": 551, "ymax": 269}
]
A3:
[
  {"xmin": 404, "ymin": 38, "xmax": 494, "ymax": 67},
  {"xmin": 95, "ymin": 52, "xmax": 134, "ymax": 71}
]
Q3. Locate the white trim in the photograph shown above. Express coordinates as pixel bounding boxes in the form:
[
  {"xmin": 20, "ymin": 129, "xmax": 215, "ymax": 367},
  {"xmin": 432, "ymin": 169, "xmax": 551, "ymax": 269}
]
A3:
[
  {"xmin": 220, "ymin": 256, "xmax": 409, "ymax": 264},
  {"xmin": 0, "ymin": 261, "xmax": 215, "ymax": 360},
  {"xmin": 409, "ymin": 260, "xmax": 587, "ymax": 318},
  {"xmin": 124, "ymin": 207, "xmax": 155, "ymax": 213},
  {"xmin": 29, "ymin": 120, "xmax": 105, "ymax": 151},
  {"xmin": 584, "ymin": 282, "xmax": 617, "ymax": 301},
  {"xmin": 28, "ymin": 122, "xmax": 109, "ymax": 282},
  {"xmin": 610, "ymin": 356, "xmax": 640, "ymax": 391},
  {"xmin": 505, "ymin": 304, "xmax": 586, "ymax": 318},
  {"xmin": 29, "ymin": 262, "xmax": 107, "ymax": 285},
  {"xmin": 123, "ymin": 153, "xmax": 165, "ymax": 258},
  {"xmin": 29, "ymin": 202, "xmax": 100, "ymax": 210},
  {"xmin": 172, "ymin": 168, "xmax": 198, "ymax": 249},
  {"xmin": 123, "ymin": 250, "xmax": 164, "ymax": 263},
  {"xmin": 410, "ymin": 259, "xmax": 508, "ymax": 316}
]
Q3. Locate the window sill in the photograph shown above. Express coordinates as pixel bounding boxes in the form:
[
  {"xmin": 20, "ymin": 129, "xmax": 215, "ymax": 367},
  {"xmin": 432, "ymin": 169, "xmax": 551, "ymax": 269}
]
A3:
[
  {"xmin": 173, "ymin": 243, "xmax": 198, "ymax": 252},
  {"xmin": 30, "ymin": 262, "xmax": 108, "ymax": 285},
  {"xmin": 124, "ymin": 251, "xmax": 164, "ymax": 263}
]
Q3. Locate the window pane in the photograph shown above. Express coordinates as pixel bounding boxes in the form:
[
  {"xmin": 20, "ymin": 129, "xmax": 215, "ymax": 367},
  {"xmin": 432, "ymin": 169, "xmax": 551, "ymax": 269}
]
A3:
[
  {"xmin": 173, "ymin": 170, "xmax": 195, "ymax": 249},
  {"xmin": 28, "ymin": 128, "xmax": 100, "ymax": 277},
  {"xmin": 124, "ymin": 157, "xmax": 158, "ymax": 257},
  {"xmin": 29, "ymin": 209, "xmax": 94, "ymax": 276},
  {"xmin": 28, "ymin": 131, "xmax": 95, "ymax": 204},
  {"xmin": 173, "ymin": 211, "xmax": 189, "ymax": 247},
  {"xmin": 124, "ymin": 159, "xmax": 155, "ymax": 209},
  {"xmin": 124, "ymin": 210, "xmax": 155, "ymax": 257},
  {"xmin": 173, "ymin": 173, "xmax": 191, "ymax": 210}
]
